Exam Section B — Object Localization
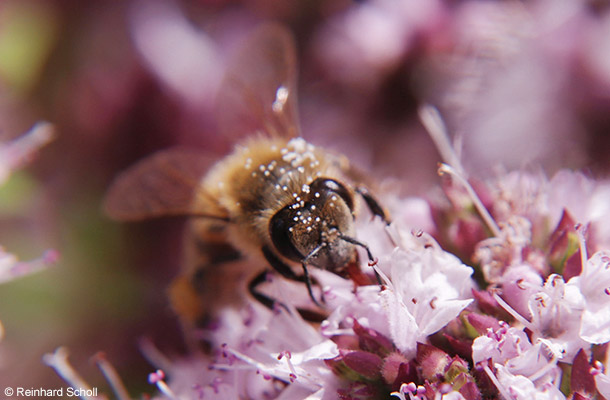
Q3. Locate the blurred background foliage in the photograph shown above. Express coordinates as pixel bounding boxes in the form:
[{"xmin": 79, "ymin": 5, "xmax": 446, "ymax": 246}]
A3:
[{"xmin": 0, "ymin": 0, "xmax": 609, "ymax": 396}]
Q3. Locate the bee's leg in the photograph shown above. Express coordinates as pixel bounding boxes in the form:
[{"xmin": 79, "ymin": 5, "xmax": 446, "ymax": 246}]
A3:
[
  {"xmin": 354, "ymin": 188, "xmax": 389, "ymax": 283},
  {"xmin": 247, "ymin": 268, "xmax": 326, "ymax": 322},
  {"xmin": 260, "ymin": 246, "xmax": 324, "ymax": 307},
  {"xmin": 301, "ymin": 262, "xmax": 323, "ymax": 308},
  {"xmin": 247, "ymin": 270, "xmax": 276, "ymax": 310},
  {"xmin": 355, "ymin": 186, "xmax": 391, "ymax": 224},
  {"xmin": 331, "ymin": 155, "xmax": 390, "ymax": 223}
]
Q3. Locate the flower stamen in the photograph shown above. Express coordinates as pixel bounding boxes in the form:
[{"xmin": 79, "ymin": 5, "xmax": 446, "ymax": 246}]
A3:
[
  {"xmin": 93, "ymin": 352, "xmax": 131, "ymax": 400},
  {"xmin": 390, "ymin": 382, "xmax": 421, "ymax": 400},
  {"xmin": 148, "ymin": 369, "xmax": 177, "ymax": 399},
  {"xmin": 492, "ymin": 291, "xmax": 534, "ymax": 331},
  {"xmin": 483, "ymin": 364, "xmax": 513, "ymax": 400},
  {"xmin": 438, "ymin": 163, "xmax": 502, "ymax": 238},
  {"xmin": 277, "ymin": 350, "xmax": 298, "ymax": 382},
  {"xmin": 527, "ymin": 351, "xmax": 558, "ymax": 382},
  {"xmin": 43, "ymin": 347, "xmax": 104, "ymax": 400},
  {"xmin": 138, "ymin": 337, "xmax": 174, "ymax": 373},
  {"xmin": 218, "ymin": 345, "xmax": 320, "ymax": 388},
  {"xmin": 576, "ymin": 223, "xmax": 589, "ymax": 277}
]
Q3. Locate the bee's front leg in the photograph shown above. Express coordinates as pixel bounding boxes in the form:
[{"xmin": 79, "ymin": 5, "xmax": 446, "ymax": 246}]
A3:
[
  {"xmin": 247, "ymin": 269, "xmax": 277, "ymax": 310},
  {"xmin": 261, "ymin": 246, "xmax": 324, "ymax": 307},
  {"xmin": 355, "ymin": 186, "xmax": 391, "ymax": 225},
  {"xmin": 247, "ymin": 247, "xmax": 325, "ymax": 316}
]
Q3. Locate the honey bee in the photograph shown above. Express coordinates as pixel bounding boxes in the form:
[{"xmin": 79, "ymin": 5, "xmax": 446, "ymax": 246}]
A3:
[{"xmin": 104, "ymin": 24, "xmax": 389, "ymax": 329}]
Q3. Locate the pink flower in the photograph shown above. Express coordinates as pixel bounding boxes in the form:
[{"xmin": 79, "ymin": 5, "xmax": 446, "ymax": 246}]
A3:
[
  {"xmin": 567, "ymin": 250, "xmax": 610, "ymax": 344},
  {"xmin": 391, "ymin": 382, "xmax": 467, "ymax": 400},
  {"xmin": 494, "ymin": 365, "xmax": 565, "ymax": 400},
  {"xmin": 380, "ymin": 231, "xmax": 474, "ymax": 358},
  {"xmin": 473, "ymin": 323, "xmax": 564, "ymax": 399},
  {"xmin": 210, "ymin": 303, "xmax": 340, "ymax": 399},
  {"xmin": 320, "ymin": 225, "xmax": 475, "ymax": 360},
  {"xmin": 527, "ymin": 274, "xmax": 587, "ymax": 361}
]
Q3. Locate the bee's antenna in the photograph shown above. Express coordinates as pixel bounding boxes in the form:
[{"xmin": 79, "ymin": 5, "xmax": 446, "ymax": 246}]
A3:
[
  {"xmin": 338, "ymin": 235, "xmax": 374, "ymax": 264},
  {"xmin": 338, "ymin": 234, "xmax": 381, "ymax": 285}
]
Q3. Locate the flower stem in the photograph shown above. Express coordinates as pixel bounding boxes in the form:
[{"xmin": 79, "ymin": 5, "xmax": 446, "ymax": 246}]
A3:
[{"xmin": 418, "ymin": 105, "xmax": 465, "ymax": 176}]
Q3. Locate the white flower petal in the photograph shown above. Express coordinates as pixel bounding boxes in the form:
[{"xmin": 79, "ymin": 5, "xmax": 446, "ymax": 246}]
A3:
[
  {"xmin": 442, "ymin": 392, "xmax": 466, "ymax": 400},
  {"xmin": 495, "ymin": 365, "xmax": 566, "ymax": 400},
  {"xmin": 569, "ymin": 251, "xmax": 610, "ymax": 343},
  {"xmin": 472, "ymin": 335, "xmax": 496, "ymax": 365},
  {"xmin": 420, "ymin": 298, "xmax": 473, "ymax": 336},
  {"xmin": 595, "ymin": 370, "xmax": 610, "ymax": 399},
  {"xmin": 527, "ymin": 275, "xmax": 587, "ymax": 362},
  {"xmin": 581, "ymin": 308, "xmax": 610, "ymax": 343},
  {"xmin": 288, "ymin": 341, "xmax": 339, "ymax": 364},
  {"xmin": 380, "ymin": 287, "xmax": 421, "ymax": 357},
  {"xmin": 379, "ymin": 239, "xmax": 475, "ymax": 356}
]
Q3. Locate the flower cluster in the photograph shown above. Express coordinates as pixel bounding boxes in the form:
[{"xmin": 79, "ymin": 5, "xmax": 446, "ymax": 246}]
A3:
[
  {"xmin": 462, "ymin": 171, "xmax": 610, "ymax": 399},
  {"xmin": 134, "ymin": 221, "xmax": 479, "ymax": 400},
  {"xmin": 116, "ymin": 119, "xmax": 610, "ymax": 399}
]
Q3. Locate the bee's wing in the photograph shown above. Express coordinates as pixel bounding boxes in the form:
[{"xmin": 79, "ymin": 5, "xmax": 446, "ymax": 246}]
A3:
[
  {"xmin": 217, "ymin": 23, "xmax": 300, "ymax": 140},
  {"xmin": 104, "ymin": 148, "xmax": 226, "ymax": 221}
]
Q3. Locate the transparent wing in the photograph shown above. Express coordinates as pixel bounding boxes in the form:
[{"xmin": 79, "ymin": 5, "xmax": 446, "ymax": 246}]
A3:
[
  {"xmin": 103, "ymin": 148, "xmax": 225, "ymax": 221},
  {"xmin": 217, "ymin": 23, "xmax": 300, "ymax": 140}
]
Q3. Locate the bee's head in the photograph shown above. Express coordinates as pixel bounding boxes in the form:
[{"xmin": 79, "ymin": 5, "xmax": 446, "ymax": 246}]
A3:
[{"xmin": 269, "ymin": 178, "xmax": 359, "ymax": 272}]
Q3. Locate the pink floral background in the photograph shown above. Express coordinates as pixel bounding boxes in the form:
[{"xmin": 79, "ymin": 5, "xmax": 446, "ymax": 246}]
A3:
[{"xmin": 1, "ymin": 0, "xmax": 610, "ymax": 398}]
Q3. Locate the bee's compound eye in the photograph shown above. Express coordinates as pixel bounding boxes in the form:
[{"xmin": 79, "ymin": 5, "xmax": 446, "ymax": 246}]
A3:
[
  {"xmin": 309, "ymin": 178, "xmax": 354, "ymax": 211},
  {"xmin": 269, "ymin": 208, "xmax": 303, "ymax": 262}
]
